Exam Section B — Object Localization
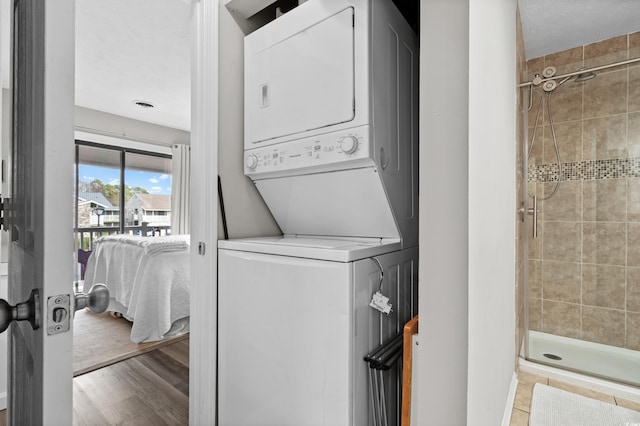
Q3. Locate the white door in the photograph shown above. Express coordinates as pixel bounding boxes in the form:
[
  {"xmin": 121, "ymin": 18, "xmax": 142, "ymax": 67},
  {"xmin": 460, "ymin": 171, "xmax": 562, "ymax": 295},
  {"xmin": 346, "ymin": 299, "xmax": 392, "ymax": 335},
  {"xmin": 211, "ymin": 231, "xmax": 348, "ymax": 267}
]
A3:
[
  {"xmin": 244, "ymin": 5, "xmax": 354, "ymax": 145},
  {"xmin": 6, "ymin": 0, "xmax": 75, "ymax": 424}
]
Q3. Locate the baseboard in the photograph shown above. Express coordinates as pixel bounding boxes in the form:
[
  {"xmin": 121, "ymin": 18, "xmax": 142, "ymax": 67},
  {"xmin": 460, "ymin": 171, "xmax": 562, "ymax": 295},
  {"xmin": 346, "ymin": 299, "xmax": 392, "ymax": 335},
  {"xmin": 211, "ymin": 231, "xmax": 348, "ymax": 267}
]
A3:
[
  {"xmin": 0, "ymin": 392, "xmax": 6, "ymax": 410},
  {"xmin": 501, "ymin": 371, "xmax": 518, "ymax": 426}
]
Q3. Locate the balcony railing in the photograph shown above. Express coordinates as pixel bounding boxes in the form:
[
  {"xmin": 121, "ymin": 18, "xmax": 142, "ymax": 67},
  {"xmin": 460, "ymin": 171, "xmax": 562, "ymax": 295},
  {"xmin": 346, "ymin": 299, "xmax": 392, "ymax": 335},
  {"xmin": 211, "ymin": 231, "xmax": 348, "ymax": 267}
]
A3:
[{"xmin": 76, "ymin": 223, "xmax": 172, "ymax": 250}]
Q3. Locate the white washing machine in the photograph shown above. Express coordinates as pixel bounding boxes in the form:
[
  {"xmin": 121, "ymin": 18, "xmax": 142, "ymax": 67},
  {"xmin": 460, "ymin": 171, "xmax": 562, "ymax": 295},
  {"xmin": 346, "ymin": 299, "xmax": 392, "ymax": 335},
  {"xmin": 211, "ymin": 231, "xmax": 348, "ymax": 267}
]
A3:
[
  {"xmin": 218, "ymin": 0, "xmax": 419, "ymax": 424},
  {"xmin": 218, "ymin": 237, "xmax": 418, "ymax": 425}
]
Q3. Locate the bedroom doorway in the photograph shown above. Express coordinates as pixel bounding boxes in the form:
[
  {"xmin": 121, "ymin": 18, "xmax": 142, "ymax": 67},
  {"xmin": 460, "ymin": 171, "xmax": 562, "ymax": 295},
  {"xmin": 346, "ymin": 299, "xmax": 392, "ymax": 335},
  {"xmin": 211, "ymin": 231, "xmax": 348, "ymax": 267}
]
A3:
[
  {"xmin": 0, "ymin": 0, "xmax": 204, "ymax": 420},
  {"xmin": 71, "ymin": 0, "xmax": 194, "ymax": 419},
  {"xmin": 73, "ymin": 141, "xmax": 185, "ymax": 378}
]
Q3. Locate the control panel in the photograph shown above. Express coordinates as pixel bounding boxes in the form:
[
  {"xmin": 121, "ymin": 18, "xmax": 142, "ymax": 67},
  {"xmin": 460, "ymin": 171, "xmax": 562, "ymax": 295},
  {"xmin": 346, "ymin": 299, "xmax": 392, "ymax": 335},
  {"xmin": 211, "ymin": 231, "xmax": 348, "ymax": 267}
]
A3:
[{"xmin": 244, "ymin": 130, "xmax": 371, "ymax": 176}]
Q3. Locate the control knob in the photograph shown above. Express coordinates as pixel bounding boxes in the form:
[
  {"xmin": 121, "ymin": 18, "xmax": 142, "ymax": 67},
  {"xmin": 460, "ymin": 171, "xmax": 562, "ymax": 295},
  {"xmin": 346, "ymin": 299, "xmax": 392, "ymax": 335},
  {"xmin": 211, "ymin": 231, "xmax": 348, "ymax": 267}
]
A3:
[
  {"xmin": 341, "ymin": 136, "xmax": 359, "ymax": 155},
  {"xmin": 245, "ymin": 154, "xmax": 258, "ymax": 169}
]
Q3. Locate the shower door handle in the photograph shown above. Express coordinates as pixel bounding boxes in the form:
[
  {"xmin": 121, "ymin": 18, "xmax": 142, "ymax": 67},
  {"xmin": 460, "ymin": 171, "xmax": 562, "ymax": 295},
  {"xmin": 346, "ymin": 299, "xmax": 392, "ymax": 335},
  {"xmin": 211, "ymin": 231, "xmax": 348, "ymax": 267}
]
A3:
[{"xmin": 528, "ymin": 195, "xmax": 538, "ymax": 239}]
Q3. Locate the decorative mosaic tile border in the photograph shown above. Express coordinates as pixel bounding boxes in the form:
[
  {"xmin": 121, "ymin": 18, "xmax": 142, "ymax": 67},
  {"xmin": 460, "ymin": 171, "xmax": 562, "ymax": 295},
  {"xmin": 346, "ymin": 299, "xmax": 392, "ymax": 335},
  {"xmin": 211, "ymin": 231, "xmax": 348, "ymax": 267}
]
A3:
[{"xmin": 528, "ymin": 157, "xmax": 640, "ymax": 182}]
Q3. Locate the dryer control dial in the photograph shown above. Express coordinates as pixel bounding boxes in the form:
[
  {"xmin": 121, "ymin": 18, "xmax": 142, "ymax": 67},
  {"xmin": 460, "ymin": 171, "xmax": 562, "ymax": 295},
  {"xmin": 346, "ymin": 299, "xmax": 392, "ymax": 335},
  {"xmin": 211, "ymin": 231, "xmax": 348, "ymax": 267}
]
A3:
[
  {"xmin": 341, "ymin": 136, "xmax": 359, "ymax": 154},
  {"xmin": 245, "ymin": 154, "xmax": 259, "ymax": 169}
]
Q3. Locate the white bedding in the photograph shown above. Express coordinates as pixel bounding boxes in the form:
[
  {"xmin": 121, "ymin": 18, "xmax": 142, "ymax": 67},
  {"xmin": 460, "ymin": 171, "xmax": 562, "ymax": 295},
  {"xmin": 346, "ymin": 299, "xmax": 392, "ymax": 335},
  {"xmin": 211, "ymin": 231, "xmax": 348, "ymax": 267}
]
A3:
[{"xmin": 83, "ymin": 234, "xmax": 190, "ymax": 343}]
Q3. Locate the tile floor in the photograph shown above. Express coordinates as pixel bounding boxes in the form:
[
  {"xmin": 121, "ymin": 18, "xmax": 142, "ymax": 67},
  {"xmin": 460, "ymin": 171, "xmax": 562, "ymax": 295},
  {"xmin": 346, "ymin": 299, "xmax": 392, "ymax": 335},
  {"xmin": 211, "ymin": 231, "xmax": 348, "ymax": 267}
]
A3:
[{"xmin": 510, "ymin": 370, "xmax": 640, "ymax": 425}]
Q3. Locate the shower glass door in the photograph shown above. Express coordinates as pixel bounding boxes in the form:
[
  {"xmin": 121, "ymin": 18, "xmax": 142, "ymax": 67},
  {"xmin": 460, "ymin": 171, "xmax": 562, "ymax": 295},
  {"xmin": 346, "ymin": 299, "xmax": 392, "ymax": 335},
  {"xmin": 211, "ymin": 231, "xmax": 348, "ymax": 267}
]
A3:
[{"xmin": 524, "ymin": 32, "xmax": 640, "ymax": 386}]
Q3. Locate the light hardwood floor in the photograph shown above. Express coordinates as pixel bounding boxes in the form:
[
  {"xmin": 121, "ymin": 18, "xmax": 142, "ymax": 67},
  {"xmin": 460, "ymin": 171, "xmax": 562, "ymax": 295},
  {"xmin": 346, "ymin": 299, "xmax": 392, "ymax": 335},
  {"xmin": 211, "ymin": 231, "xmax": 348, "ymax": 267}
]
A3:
[
  {"xmin": 0, "ymin": 337, "xmax": 189, "ymax": 426},
  {"xmin": 73, "ymin": 310, "xmax": 187, "ymax": 377},
  {"xmin": 73, "ymin": 337, "xmax": 189, "ymax": 425}
]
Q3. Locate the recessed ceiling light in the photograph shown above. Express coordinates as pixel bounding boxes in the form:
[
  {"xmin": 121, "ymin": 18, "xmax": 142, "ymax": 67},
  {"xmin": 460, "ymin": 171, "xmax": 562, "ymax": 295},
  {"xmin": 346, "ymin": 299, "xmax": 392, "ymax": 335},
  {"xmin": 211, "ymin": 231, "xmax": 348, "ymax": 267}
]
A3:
[{"xmin": 133, "ymin": 100, "xmax": 155, "ymax": 109}]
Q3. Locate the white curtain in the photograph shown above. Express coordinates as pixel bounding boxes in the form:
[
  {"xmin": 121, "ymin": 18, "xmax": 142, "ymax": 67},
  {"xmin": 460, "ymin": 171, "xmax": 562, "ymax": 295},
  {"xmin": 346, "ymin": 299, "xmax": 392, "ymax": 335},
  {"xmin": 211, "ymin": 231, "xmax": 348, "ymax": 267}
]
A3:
[{"xmin": 171, "ymin": 144, "xmax": 191, "ymax": 234}]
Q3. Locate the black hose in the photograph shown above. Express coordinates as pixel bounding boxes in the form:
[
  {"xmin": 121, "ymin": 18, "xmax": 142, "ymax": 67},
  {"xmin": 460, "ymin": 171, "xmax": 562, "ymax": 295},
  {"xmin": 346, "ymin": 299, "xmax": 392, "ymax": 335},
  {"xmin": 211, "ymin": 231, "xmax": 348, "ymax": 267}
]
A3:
[{"xmin": 218, "ymin": 175, "xmax": 229, "ymax": 240}]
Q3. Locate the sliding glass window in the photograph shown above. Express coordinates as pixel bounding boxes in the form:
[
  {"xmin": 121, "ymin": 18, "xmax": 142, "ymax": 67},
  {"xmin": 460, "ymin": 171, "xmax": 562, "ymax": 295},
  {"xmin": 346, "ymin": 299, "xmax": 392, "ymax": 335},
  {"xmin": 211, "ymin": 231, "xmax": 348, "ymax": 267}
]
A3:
[
  {"xmin": 124, "ymin": 151, "xmax": 172, "ymax": 233},
  {"xmin": 75, "ymin": 141, "xmax": 172, "ymax": 249}
]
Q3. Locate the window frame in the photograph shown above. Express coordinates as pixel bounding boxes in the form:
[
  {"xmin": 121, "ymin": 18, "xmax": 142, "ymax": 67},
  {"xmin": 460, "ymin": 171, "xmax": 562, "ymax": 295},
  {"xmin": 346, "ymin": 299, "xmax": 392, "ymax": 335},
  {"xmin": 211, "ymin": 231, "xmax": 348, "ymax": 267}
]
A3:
[{"xmin": 75, "ymin": 139, "xmax": 172, "ymax": 234}]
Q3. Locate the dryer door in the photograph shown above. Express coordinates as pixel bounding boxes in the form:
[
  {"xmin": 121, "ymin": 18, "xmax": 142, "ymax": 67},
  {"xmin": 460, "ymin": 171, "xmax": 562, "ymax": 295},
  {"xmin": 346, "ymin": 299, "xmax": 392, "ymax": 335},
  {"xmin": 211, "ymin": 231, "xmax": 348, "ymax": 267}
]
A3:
[{"xmin": 244, "ymin": 6, "xmax": 355, "ymax": 146}]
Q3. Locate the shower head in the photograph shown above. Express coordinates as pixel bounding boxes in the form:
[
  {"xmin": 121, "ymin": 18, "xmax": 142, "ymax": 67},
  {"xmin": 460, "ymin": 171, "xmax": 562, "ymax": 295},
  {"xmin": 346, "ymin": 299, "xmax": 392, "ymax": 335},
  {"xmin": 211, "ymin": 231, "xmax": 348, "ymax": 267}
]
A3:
[{"xmin": 548, "ymin": 69, "xmax": 597, "ymax": 91}]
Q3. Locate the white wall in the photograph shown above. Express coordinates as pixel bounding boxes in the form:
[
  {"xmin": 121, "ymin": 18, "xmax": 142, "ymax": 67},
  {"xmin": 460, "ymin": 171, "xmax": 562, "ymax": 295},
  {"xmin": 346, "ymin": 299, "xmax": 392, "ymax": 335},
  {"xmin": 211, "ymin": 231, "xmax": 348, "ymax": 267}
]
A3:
[
  {"xmin": 75, "ymin": 106, "xmax": 190, "ymax": 148},
  {"xmin": 189, "ymin": 3, "xmax": 219, "ymax": 423},
  {"xmin": 467, "ymin": 0, "xmax": 517, "ymax": 424},
  {"xmin": 418, "ymin": 1, "xmax": 470, "ymax": 423},
  {"xmin": 419, "ymin": 0, "xmax": 517, "ymax": 424},
  {"xmin": 217, "ymin": 2, "xmax": 280, "ymax": 239}
]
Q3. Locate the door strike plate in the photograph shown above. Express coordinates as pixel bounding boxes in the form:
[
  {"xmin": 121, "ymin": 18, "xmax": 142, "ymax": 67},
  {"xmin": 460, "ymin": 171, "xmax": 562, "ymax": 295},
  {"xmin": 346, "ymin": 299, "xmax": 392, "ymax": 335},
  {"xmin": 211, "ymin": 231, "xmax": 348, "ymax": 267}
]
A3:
[{"xmin": 47, "ymin": 294, "xmax": 70, "ymax": 335}]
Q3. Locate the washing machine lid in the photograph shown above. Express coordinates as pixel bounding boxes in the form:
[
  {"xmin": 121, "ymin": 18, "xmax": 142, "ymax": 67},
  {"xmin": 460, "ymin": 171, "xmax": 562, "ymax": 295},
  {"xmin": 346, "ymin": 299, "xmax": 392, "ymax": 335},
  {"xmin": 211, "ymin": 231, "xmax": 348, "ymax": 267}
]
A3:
[{"xmin": 218, "ymin": 235, "xmax": 401, "ymax": 262}]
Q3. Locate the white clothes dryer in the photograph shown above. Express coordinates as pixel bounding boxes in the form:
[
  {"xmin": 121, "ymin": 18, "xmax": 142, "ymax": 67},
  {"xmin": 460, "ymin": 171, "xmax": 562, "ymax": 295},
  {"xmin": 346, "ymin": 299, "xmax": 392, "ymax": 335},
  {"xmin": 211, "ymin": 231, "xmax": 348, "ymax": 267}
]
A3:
[{"xmin": 243, "ymin": 0, "xmax": 419, "ymax": 248}]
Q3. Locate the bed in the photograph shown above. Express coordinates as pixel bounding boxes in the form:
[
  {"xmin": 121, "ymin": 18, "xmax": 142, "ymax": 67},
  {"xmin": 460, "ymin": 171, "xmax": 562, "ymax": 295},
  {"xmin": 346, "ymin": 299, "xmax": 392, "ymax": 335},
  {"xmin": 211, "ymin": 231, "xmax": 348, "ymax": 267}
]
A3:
[{"xmin": 82, "ymin": 234, "xmax": 190, "ymax": 343}]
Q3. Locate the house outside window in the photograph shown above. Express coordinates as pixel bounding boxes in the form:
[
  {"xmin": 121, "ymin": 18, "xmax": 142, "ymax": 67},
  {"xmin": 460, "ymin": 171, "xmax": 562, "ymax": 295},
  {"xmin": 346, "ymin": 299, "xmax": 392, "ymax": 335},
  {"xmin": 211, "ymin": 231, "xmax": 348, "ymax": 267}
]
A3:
[
  {"xmin": 75, "ymin": 141, "xmax": 172, "ymax": 246},
  {"xmin": 77, "ymin": 193, "xmax": 119, "ymax": 227},
  {"xmin": 125, "ymin": 193, "xmax": 172, "ymax": 227}
]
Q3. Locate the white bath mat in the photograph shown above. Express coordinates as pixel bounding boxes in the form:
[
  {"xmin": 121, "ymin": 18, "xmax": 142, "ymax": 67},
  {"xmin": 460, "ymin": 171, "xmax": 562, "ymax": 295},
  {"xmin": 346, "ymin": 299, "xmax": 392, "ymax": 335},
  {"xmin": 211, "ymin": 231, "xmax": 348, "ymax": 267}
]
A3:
[{"xmin": 529, "ymin": 383, "xmax": 640, "ymax": 426}]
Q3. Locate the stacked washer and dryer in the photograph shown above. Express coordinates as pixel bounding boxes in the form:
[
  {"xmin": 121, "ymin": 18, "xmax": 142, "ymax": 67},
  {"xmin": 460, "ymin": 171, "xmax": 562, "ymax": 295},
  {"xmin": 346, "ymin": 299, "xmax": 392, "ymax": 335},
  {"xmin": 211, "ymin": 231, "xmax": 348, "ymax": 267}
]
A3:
[{"xmin": 218, "ymin": 0, "xmax": 419, "ymax": 424}]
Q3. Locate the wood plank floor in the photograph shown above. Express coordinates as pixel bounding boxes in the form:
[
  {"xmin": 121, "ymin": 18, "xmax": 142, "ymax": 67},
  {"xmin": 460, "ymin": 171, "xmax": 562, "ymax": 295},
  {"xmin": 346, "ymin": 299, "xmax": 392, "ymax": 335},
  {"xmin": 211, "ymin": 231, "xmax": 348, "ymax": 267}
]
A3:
[
  {"xmin": 73, "ymin": 310, "xmax": 188, "ymax": 377},
  {"xmin": 73, "ymin": 337, "xmax": 189, "ymax": 425},
  {"xmin": 0, "ymin": 337, "xmax": 189, "ymax": 426}
]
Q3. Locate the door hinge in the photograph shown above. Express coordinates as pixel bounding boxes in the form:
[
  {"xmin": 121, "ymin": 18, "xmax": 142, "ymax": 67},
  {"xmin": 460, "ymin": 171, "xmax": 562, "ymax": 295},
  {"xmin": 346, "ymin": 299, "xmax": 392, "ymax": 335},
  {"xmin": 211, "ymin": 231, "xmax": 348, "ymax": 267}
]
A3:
[
  {"xmin": 1, "ymin": 198, "xmax": 17, "ymax": 239},
  {"xmin": 0, "ymin": 198, "xmax": 7, "ymax": 231},
  {"xmin": 198, "ymin": 241, "xmax": 206, "ymax": 256}
]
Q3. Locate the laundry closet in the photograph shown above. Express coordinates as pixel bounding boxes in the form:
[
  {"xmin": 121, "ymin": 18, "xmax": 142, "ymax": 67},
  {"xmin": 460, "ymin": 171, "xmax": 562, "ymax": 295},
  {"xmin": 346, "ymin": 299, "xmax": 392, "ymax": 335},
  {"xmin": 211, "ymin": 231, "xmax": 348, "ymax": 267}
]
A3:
[{"xmin": 217, "ymin": 0, "xmax": 419, "ymax": 424}]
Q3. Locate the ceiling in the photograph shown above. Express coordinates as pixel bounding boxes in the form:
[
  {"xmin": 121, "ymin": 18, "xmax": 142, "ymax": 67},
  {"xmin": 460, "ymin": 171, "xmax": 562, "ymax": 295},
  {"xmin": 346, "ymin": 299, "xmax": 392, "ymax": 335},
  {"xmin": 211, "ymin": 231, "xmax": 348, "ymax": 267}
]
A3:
[
  {"xmin": 4, "ymin": 1, "xmax": 640, "ymax": 132},
  {"xmin": 75, "ymin": 0, "xmax": 192, "ymax": 131},
  {"xmin": 518, "ymin": 0, "xmax": 640, "ymax": 59}
]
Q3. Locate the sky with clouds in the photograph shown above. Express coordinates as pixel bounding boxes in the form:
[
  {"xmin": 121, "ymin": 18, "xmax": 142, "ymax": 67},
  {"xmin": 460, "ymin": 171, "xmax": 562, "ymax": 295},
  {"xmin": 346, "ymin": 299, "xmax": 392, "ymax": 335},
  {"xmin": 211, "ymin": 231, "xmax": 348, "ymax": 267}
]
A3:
[{"xmin": 79, "ymin": 164, "xmax": 172, "ymax": 195}]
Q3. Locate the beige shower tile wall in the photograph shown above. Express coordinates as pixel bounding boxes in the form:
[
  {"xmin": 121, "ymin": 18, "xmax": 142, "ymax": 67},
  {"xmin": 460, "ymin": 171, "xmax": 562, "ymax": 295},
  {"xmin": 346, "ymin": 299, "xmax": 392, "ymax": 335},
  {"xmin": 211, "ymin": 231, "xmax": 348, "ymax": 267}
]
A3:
[
  {"xmin": 583, "ymin": 115, "xmax": 627, "ymax": 161},
  {"xmin": 526, "ymin": 31, "xmax": 640, "ymax": 352},
  {"xmin": 584, "ymin": 35, "xmax": 628, "ymax": 70}
]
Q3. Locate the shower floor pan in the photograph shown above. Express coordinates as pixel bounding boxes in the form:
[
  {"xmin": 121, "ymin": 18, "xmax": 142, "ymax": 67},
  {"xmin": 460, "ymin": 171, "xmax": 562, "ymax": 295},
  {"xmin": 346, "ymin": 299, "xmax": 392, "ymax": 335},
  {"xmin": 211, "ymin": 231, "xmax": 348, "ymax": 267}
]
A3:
[{"xmin": 528, "ymin": 331, "xmax": 640, "ymax": 386}]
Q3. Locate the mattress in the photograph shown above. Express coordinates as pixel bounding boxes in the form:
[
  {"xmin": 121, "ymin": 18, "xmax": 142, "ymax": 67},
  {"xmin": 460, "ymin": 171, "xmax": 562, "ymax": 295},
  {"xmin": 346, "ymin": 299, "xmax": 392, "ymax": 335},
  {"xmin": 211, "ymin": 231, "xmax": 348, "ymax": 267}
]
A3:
[{"xmin": 83, "ymin": 234, "xmax": 190, "ymax": 343}]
